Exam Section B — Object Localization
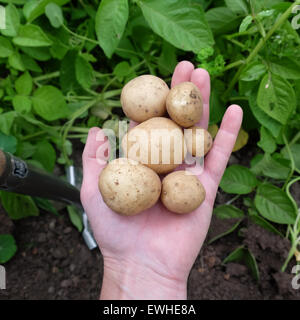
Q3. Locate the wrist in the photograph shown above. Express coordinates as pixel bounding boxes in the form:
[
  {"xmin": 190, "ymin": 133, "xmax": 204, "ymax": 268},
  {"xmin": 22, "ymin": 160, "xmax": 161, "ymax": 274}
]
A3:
[{"xmin": 100, "ymin": 256, "xmax": 187, "ymax": 300}]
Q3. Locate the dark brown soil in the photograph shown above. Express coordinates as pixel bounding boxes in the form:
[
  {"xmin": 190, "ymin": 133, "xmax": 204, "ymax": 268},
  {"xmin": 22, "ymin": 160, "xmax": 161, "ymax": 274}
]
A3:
[{"xmin": 0, "ymin": 189, "xmax": 299, "ymax": 300}]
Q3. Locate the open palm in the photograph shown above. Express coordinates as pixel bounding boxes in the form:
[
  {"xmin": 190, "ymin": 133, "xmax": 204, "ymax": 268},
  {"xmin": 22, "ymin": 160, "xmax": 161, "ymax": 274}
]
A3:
[{"xmin": 81, "ymin": 61, "xmax": 243, "ymax": 289}]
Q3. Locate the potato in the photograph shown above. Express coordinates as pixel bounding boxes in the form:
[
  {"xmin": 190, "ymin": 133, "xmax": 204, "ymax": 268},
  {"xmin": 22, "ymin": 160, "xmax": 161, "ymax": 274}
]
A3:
[
  {"xmin": 121, "ymin": 75, "xmax": 169, "ymax": 123},
  {"xmin": 122, "ymin": 117, "xmax": 186, "ymax": 174},
  {"xmin": 161, "ymin": 170, "xmax": 205, "ymax": 214},
  {"xmin": 98, "ymin": 158, "xmax": 161, "ymax": 216},
  {"xmin": 184, "ymin": 126, "xmax": 213, "ymax": 157},
  {"xmin": 166, "ymin": 82, "xmax": 203, "ymax": 128}
]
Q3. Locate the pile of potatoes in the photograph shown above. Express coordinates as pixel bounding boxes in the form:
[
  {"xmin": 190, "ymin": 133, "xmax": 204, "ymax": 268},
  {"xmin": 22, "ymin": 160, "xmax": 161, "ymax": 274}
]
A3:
[{"xmin": 98, "ymin": 75, "xmax": 213, "ymax": 216}]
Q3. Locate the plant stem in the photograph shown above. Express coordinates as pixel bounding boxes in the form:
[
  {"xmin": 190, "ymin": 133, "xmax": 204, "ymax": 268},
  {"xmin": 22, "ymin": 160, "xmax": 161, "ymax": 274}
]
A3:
[
  {"xmin": 62, "ymin": 24, "xmax": 98, "ymax": 45},
  {"xmin": 224, "ymin": 1, "xmax": 300, "ymax": 99},
  {"xmin": 229, "ymin": 96, "xmax": 248, "ymax": 101},
  {"xmin": 290, "ymin": 132, "xmax": 300, "ymax": 147},
  {"xmin": 21, "ymin": 131, "xmax": 46, "ymax": 141},
  {"xmin": 69, "ymin": 127, "xmax": 90, "ymax": 133},
  {"xmin": 33, "ymin": 71, "xmax": 60, "ymax": 82},
  {"xmin": 226, "ymin": 30, "xmax": 253, "ymax": 39},
  {"xmin": 283, "ymin": 134, "xmax": 295, "ymax": 190},
  {"xmin": 226, "ymin": 38, "xmax": 246, "ymax": 49},
  {"xmin": 65, "ymin": 95, "xmax": 93, "ymax": 101},
  {"xmin": 68, "ymin": 134, "xmax": 88, "ymax": 139},
  {"xmin": 224, "ymin": 60, "xmax": 245, "ymax": 71},
  {"xmin": 226, "ymin": 194, "xmax": 240, "ymax": 205},
  {"xmin": 61, "ymin": 97, "xmax": 103, "ymax": 165},
  {"xmin": 282, "ymin": 241, "xmax": 297, "ymax": 272}
]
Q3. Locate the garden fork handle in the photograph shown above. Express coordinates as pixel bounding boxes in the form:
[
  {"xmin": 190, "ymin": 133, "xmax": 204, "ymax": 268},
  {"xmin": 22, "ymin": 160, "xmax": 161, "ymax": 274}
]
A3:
[{"xmin": 0, "ymin": 149, "xmax": 81, "ymax": 207}]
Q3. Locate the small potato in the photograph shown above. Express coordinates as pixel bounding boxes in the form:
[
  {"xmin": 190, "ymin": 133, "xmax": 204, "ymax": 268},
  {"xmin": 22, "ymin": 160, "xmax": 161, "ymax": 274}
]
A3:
[
  {"xmin": 184, "ymin": 126, "xmax": 213, "ymax": 157},
  {"xmin": 122, "ymin": 117, "xmax": 186, "ymax": 174},
  {"xmin": 161, "ymin": 170, "xmax": 205, "ymax": 214},
  {"xmin": 98, "ymin": 158, "xmax": 161, "ymax": 216},
  {"xmin": 121, "ymin": 75, "xmax": 169, "ymax": 123},
  {"xmin": 166, "ymin": 82, "xmax": 203, "ymax": 128}
]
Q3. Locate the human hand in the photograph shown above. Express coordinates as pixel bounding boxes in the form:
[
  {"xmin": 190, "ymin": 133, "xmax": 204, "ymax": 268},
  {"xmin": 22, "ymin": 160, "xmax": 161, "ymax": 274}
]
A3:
[{"xmin": 80, "ymin": 61, "xmax": 243, "ymax": 300}]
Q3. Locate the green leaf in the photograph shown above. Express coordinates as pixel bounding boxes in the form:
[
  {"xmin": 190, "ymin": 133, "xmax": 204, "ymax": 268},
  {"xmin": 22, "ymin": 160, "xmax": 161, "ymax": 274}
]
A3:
[
  {"xmin": 214, "ymin": 204, "xmax": 244, "ymax": 219},
  {"xmin": 26, "ymin": 0, "xmax": 69, "ymax": 22},
  {"xmin": 220, "ymin": 165, "xmax": 258, "ymax": 194},
  {"xmin": 0, "ymin": 132, "xmax": 17, "ymax": 153},
  {"xmin": 1, "ymin": 3, "xmax": 20, "ymax": 37},
  {"xmin": 0, "ymin": 192, "xmax": 39, "ymax": 220},
  {"xmin": 248, "ymin": 208, "xmax": 283, "ymax": 237},
  {"xmin": 0, "ymin": 36, "xmax": 13, "ymax": 57},
  {"xmin": 67, "ymin": 205, "xmax": 83, "ymax": 232},
  {"xmin": 255, "ymin": 183, "xmax": 296, "ymax": 224},
  {"xmin": 209, "ymin": 80, "xmax": 226, "ymax": 124},
  {"xmin": 45, "ymin": 2, "xmax": 64, "ymax": 28},
  {"xmin": 208, "ymin": 220, "xmax": 241, "ymax": 244},
  {"xmin": 223, "ymin": 246, "xmax": 259, "ymax": 281},
  {"xmin": 225, "ymin": 0, "xmax": 248, "ymax": 15},
  {"xmin": 240, "ymin": 62, "xmax": 266, "ymax": 81},
  {"xmin": 0, "ymin": 0, "xmax": 26, "ymax": 4},
  {"xmin": 33, "ymin": 197, "xmax": 59, "ymax": 216},
  {"xmin": 257, "ymin": 126, "xmax": 276, "ymax": 153},
  {"xmin": 269, "ymin": 57, "xmax": 300, "ymax": 80},
  {"xmin": 257, "ymin": 74, "xmax": 296, "ymax": 125},
  {"xmin": 206, "ymin": 7, "xmax": 241, "ymax": 35},
  {"xmin": 21, "ymin": 46, "xmax": 51, "ymax": 61},
  {"xmin": 249, "ymin": 91, "xmax": 281, "ymax": 138},
  {"xmin": 75, "ymin": 55, "xmax": 94, "ymax": 89},
  {"xmin": 158, "ymin": 41, "xmax": 177, "ymax": 76},
  {"xmin": 281, "ymin": 144, "xmax": 300, "ymax": 173},
  {"xmin": 239, "ymin": 15, "xmax": 252, "ymax": 32},
  {"xmin": 33, "ymin": 140, "xmax": 56, "ymax": 172},
  {"xmin": 251, "ymin": 153, "xmax": 290, "ymax": 180},
  {"xmin": 32, "ymin": 85, "xmax": 68, "ymax": 121},
  {"xmin": 139, "ymin": 0, "xmax": 214, "ymax": 53},
  {"xmin": 0, "ymin": 234, "xmax": 17, "ymax": 264},
  {"xmin": 8, "ymin": 51, "xmax": 25, "ymax": 71},
  {"xmin": 60, "ymin": 50, "xmax": 80, "ymax": 93},
  {"xmin": 0, "ymin": 111, "xmax": 16, "ymax": 135},
  {"xmin": 15, "ymin": 71, "xmax": 33, "ymax": 95},
  {"xmin": 113, "ymin": 61, "xmax": 132, "ymax": 81},
  {"xmin": 17, "ymin": 141, "xmax": 36, "ymax": 159},
  {"xmin": 21, "ymin": 53, "xmax": 42, "ymax": 72},
  {"xmin": 12, "ymin": 95, "xmax": 32, "ymax": 114},
  {"xmin": 13, "ymin": 24, "xmax": 53, "ymax": 47},
  {"xmin": 95, "ymin": 0, "xmax": 129, "ymax": 58}
]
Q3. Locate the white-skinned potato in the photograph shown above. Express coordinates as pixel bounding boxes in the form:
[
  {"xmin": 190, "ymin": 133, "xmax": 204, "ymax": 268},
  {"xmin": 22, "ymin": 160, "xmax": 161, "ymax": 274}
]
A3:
[
  {"xmin": 121, "ymin": 117, "xmax": 186, "ymax": 174},
  {"xmin": 121, "ymin": 75, "xmax": 169, "ymax": 123},
  {"xmin": 98, "ymin": 158, "xmax": 161, "ymax": 216},
  {"xmin": 161, "ymin": 170, "xmax": 205, "ymax": 214},
  {"xmin": 166, "ymin": 82, "xmax": 203, "ymax": 128},
  {"xmin": 184, "ymin": 126, "xmax": 213, "ymax": 157}
]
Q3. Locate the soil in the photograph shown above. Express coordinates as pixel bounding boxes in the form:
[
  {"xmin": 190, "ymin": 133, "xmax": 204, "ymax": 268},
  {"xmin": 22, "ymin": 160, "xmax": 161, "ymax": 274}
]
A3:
[{"xmin": 0, "ymin": 140, "xmax": 300, "ymax": 300}]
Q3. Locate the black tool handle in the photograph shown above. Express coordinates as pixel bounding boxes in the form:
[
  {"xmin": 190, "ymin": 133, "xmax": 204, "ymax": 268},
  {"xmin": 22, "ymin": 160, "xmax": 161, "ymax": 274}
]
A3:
[{"xmin": 0, "ymin": 149, "xmax": 81, "ymax": 207}]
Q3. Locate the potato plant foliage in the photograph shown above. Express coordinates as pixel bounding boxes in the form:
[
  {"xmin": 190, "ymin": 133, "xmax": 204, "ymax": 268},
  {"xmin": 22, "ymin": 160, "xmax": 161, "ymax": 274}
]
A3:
[{"xmin": 0, "ymin": 0, "xmax": 299, "ymax": 271}]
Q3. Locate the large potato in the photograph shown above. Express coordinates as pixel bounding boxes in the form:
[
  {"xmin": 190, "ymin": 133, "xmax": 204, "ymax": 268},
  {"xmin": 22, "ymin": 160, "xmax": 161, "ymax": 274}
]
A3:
[
  {"xmin": 166, "ymin": 82, "xmax": 203, "ymax": 128},
  {"xmin": 161, "ymin": 170, "xmax": 205, "ymax": 214},
  {"xmin": 184, "ymin": 126, "xmax": 213, "ymax": 157},
  {"xmin": 121, "ymin": 75, "xmax": 169, "ymax": 123},
  {"xmin": 98, "ymin": 158, "xmax": 161, "ymax": 216},
  {"xmin": 122, "ymin": 117, "xmax": 186, "ymax": 174}
]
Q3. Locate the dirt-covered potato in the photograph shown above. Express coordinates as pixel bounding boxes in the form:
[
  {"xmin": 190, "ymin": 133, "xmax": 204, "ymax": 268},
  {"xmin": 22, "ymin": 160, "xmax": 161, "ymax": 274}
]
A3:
[
  {"xmin": 98, "ymin": 158, "xmax": 161, "ymax": 216},
  {"xmin": 166, "ymin": 82, "xmax": 203, "ymax": 128},
  {"xmin": 184, "ymin": 126, "xmax": 213, "ymax": 157},
  {"xmin": 161, "ymin": 170, "xmax": 205, "ymax": 214},
  {"xmin": 121, "ymin": 75, "xmax": 169, "ymax": 123},
  {"xmin": 122, "ymin": 117, "xmax": 186, "ymax": 174}
]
